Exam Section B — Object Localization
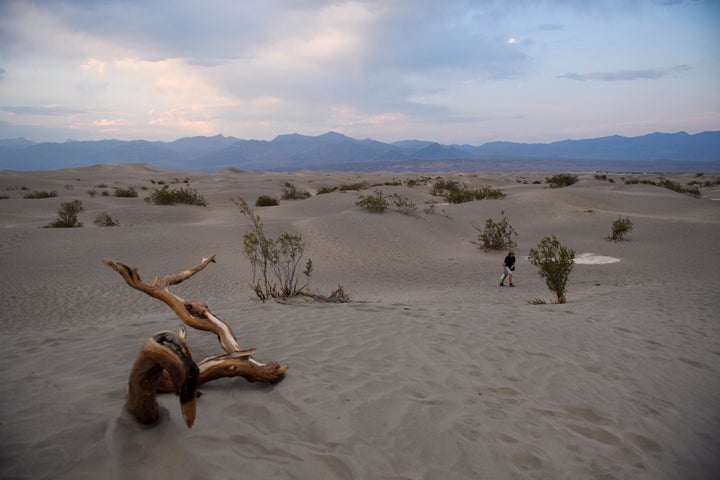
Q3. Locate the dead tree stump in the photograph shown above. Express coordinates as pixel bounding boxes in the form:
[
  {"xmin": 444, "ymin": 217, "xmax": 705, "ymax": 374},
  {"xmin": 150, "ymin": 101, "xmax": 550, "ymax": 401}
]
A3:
[{"xmin": 104, "ymin": 255, "xmax": 288, "ymax": 427}]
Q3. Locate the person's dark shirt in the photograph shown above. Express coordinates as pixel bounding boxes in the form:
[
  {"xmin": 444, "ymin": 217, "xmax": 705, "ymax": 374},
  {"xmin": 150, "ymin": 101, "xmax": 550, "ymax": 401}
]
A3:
[{"xmin": 504, "ymin": 255, "xmax": 515, "ymax": 268}]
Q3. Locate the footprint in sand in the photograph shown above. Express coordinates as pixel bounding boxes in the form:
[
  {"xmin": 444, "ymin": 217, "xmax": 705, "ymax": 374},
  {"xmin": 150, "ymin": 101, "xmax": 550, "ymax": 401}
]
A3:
[
  {"xmin": 567, "ymin": 424, "xmax": 621, "ymax": 445},
  {"xmin": 562, "ymin": 406, "xmax": 613, "ymax": 426},
  {"xmin": 511, "ymin": 451, "xmax": 542, "ymax": 470},
  {"xmin": 477, "ymin": 386, "xmax": 523, "ymax": 419},
  {"xmin": 478, "ymin": 386, "xmax": 522, "ymax": 397},
  {"xmin": 626, "ymin": 433, "xmax": 663, "ymax": 453}
]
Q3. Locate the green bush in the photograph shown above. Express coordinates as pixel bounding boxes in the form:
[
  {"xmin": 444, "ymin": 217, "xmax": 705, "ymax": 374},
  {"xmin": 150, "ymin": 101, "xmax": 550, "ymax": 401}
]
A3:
[
  {"xmin": 45, "ymin": 200, "xmax": 84, "ymax": 228},
  {"xmin": 431, "ymin": 179, "xmax": 505, "ymax": 204},
  {"xmin": 24, "ymin": 190, "xmax": 57, "ymax": 199},
  {"xmin": 405, "ymin": 176, "xmax": 432, "ymax": 187},
  {"xmin": 114, "ymin": 186, "xmax": 138, "ymax": 198},
  {"xmin": 356, "ymin": 189, "xmax": 389, "ymax": 213},
  {"xmin": 232, "ymin": 196, "xmax": 313, "ymax": 300},
  {"xmin": 607, "ymin": 216, "xmax": 633, "ymax": 241},
  {"xmin": 316, "ymin": 186, "xmax": 338, "ymax": 195},
  {"xmin": 389, "ymin": 193, "xmax": 417, "ymax": 216},
  {"xmin": 281, "ymin": 181, "xmax": 311, "ymax": 200},
  {"xmin": 372, "ymin": 180, "xmax": 402, "ymax": 187},
  {"xmin": 545, "ymin": 173, "xmax": 578, "ymax": 188},
  {"xmin": 624, "ymin": 177, "xmax": 701, "ymax": 197},
  {"xmin": 658, "ymin": 179, "xmax": 700, "ymax": 197},
  {"xmin": 94, "ymin": 211, "xmax": 119, "ymax": 227},
  {"xmin": 255, "ymin": 195, "xmax": 279, "ymax": 207},
  {"xmin": 528, "ymin": 235, "xmax": 575, "ymax": 304},
  {"xmin": 147, "ymin": 185, "xmax": 207, "ymax": 206},
  {"xmin": 474, "ymin": 210, "xmax": 517, "ymax": 251},
  {"xmin": 339, "ymin": 182, "xmax": 370, "ymax": 191}
]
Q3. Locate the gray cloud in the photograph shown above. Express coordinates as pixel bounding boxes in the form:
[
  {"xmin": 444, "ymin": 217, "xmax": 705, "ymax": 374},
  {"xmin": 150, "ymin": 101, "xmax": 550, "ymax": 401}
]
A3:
[
  {"xmin": 558, "ymin": 65, "xmax": 691, "ymax": 81},
  {"xmin": 1, "ymin": 0, "xmax": 716, "ymax": 144}
]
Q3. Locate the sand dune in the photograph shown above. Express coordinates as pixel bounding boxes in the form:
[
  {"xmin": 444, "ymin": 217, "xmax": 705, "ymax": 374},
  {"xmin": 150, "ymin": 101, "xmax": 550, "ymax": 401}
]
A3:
[{"xmin": 1, "ymin": 166, "xmax": 718, "ymax": 479}]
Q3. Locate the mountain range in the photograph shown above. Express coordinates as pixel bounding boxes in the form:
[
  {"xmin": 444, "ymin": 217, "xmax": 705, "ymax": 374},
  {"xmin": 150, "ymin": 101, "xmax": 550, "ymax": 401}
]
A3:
[{"xmin": 1, "ymin": 130, "xmax": 719, "ymax": 172}]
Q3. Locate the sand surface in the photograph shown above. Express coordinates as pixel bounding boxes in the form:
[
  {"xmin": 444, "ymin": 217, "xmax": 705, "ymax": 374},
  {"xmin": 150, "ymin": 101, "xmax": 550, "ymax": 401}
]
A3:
[{"xmin": 1, "ymin": 165, "xmax": 719, "ymax": 479}]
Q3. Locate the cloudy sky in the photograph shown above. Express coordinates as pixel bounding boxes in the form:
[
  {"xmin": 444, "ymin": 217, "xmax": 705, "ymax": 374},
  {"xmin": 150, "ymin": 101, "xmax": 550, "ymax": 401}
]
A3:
[{"xmin": 1, "ymin": 0, "xmax": 718, "ymax": 144}]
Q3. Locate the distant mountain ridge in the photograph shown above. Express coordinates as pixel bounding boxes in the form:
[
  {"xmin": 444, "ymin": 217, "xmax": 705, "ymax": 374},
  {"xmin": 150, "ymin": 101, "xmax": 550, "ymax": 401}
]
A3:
[{"xmin": 1, "ymin": 130, "xmax": 719, "ymax": 172}]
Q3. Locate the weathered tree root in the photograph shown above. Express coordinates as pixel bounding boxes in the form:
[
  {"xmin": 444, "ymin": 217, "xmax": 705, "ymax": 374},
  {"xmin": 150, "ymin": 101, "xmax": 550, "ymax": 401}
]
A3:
[
  {"xmin": 104, "ymin": 255, "xmax": 288, "ymax": 427},
  {"xmin": 127, "ymin": 329, "xmax": 199, "ymax": 427}
]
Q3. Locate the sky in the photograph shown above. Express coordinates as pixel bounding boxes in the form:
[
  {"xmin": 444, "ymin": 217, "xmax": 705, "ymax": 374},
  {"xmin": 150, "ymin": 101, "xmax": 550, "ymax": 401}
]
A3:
[{"xmin": 0, "ymin": 0, "xmax": 719, "ymax": 145}]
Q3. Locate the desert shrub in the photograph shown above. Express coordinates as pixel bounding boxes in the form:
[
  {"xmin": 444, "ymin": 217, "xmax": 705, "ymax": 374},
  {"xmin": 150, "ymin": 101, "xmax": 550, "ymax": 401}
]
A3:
[
  {"xmin": 281, "ymin": 181, "xmax": 311, "ymax": 200},
  {"xmin": 657, "ymin": 179, "xmax": 682, "ymax": 193},
  {"xmin": 114, "ymin": 186, "xmax": 138, "ymax": 198},
  {"xmin": 474, "ymin": 210, "xmax": 517, "ymax": 251},
  {"xmin": 443, "ymin": 186, "xmax": 477, "ymax": 204},
  {"xmin": 94, "ymin": 211, "xmax": 119, "ymax": 227},
  {"xmin": 339, "ymin": 182, "xmax": 370, "ymax": 191},
  {"xmin": 87, "ymin": 189, "xmax": 97, "ymax": 197},
  {"xmin": 373, "ymin": 180, "xmax": 402, "ymax": 187},
  {"xmin": 389, "ymin": 193, "xmax": 417, "ymax": 216},
  {"xmin": 355, "ymin": 190, "xmax": 417, "ymax": 215},
  {"xmin": 545, "ymin": 173, "xmax": 578, "ymax": 188},
  {"xmin": 329, "ymin": 285, "xmax": 350, "ymax": 302},
  {"xmin": 255, "ymin": 195, "xmax": 279, "ymax": 207},
  {"xmin": 528, "ymin": 235, "xmax": 575, "ymax": 304},
  {"xmin": 45, "ymin": 200, "xmax": 84, "ymax": 228},
  {"xmin": 405, "ymin": 176, "xmax": 432, "ymax": 188},
  {"xmin": 148, "ymin": 185, "xmax": 207, "ymax": 206},
  {"xmin": 625, "ymin": 177, "xmax": 700, "ymax": 197},
  {"xmin": 594, "ymin": 174, "xmax": 615, "ymax": 183},
  {"xmin": 232, "ymin": 197, "xmax": 313, "ymax": 301},
  {"xmin": 431, "ymin": 179, "xmax": 505, "ymax": 204},
  {"xmin": 0, "ymin": 193, "xmax": 9, "ymax": 200},
  {"xmin": 660, "ymin": 179, "xmax": 700, "ymax": 197},
  {"xmin": 316, "ymin": 186, "xmax": 338, "ymax": 195},
  {"xmin": 24, "ymin": 190, "xmax": 57, "ymax": 199},
  {"xmin": 356, "ymin": 189, "xmax": 389, "ymax": 213},
  {"xmin": 477, "ymin": 185, "xmax": 506, "ymax": 200},
  {"xmin": 607, "ymin": 216, "xmax": 633, "ymax": 241},
  {"xmin": 624, "ymin": 178, "xmax": 653, "ymax": 186},
  {"xmin": 101, "ymin": 190, "xmax": 110, "ymax": 197},
  {"xmin": 430, "ymin": 178, "xmax": 458, "ymax": 196}
]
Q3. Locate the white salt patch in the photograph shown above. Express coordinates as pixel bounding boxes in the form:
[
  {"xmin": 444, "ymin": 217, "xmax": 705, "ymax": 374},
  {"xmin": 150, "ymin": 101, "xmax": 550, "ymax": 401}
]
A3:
[
  {"xmin": 574, "ymin": 253, "xmax": 621, "ymax": 264},
  {"xmin": 521, "ymin": 253, "xmax": 621, "ymax": 265}
]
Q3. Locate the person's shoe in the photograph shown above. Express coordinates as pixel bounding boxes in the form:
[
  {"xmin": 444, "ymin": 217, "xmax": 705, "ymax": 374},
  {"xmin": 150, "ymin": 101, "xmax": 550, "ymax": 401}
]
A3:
[
  {"xmin": 499, "ymin": 282, "xmax": 505, "ymax": 286},
  {"xmin": 509, "ymin": 283, "xmax": 515, "ymax": 287}
]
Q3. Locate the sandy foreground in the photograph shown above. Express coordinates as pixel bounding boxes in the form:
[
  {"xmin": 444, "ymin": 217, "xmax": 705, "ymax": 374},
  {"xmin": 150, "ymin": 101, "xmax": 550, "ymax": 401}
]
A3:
[{"xmin": 0, "ymin": 164, "xmax": 719, "ymax": 480}]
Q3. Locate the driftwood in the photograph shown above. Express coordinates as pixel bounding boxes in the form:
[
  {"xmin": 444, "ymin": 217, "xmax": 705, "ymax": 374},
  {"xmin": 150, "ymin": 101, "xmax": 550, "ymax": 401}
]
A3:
[
  {"xmin": 127, "ymin": 328, "xmax": 199, "ymax": 427},
  {"xmin": 104, "ymin": 255, "xmax": 288, "ymax": 427}
]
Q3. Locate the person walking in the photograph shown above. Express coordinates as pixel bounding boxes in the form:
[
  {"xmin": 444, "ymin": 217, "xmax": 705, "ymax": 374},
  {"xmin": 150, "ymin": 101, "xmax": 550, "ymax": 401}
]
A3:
[{"xmin": 500, "ymin": 250, "xmax": 516, "ymax": 287}]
